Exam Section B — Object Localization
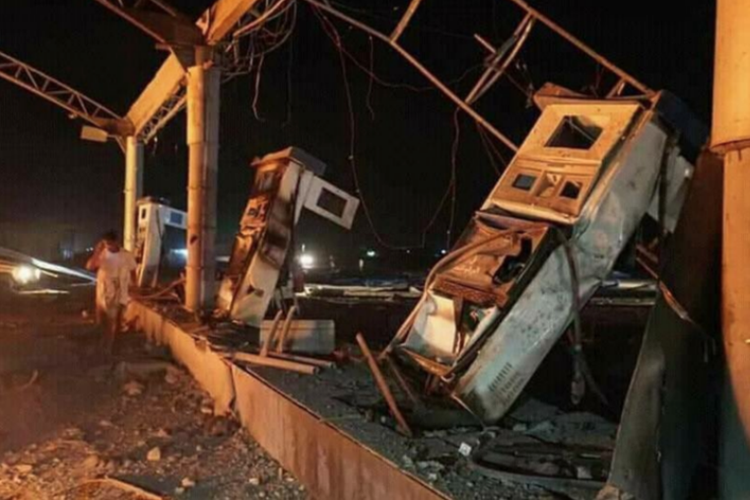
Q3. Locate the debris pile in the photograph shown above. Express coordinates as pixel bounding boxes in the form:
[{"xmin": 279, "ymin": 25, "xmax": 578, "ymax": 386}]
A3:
[{"xmin": 0, "ymin": 310, "xmax": 307, "ymax": 500}]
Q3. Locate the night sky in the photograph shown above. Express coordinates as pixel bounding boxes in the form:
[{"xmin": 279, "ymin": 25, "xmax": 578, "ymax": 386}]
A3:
[{"xmin": 0, "ymin": 1, "xmax": 715, "ymax": 263}]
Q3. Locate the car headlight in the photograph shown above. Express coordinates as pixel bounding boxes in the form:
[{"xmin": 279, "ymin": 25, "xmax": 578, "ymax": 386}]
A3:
[{"xmin": 12, "ymin": 265, "xmax": 41, "ymax": 285}]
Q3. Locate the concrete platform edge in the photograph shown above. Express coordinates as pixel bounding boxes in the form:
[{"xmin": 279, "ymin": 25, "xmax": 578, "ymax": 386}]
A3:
[{"xmin": 128, "ymin": 300, "xmax": 448, "ymax": 500}]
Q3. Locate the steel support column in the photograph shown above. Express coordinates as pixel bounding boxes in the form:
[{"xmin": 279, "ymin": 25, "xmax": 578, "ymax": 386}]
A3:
[
  {"xmin": 124, "ymin": 136, "xmax": 144, "ymax": 252},
  {"xmin": 719, "ymin": 151, "xmax": 750, "ymax": 498},
  {"xmin": 712, "ymin": 0, "xmax": 750, "ymax": 496},
  {"xmin": 185, "ymin": 56, "xmax": 220, "ymax": 312}
]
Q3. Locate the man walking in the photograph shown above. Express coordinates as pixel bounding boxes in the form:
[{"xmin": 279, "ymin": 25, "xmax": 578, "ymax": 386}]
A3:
[{"xmin": 86, "ymin": 231, "xmax": 137, "ymax": 356}]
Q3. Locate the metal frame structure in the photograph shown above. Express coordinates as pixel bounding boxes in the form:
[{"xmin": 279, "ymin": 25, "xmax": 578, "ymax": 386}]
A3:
[
  {"xmin": 139, "ymin": 87, "xmax": 187, "ymax": 143},
  {"xmin": 712, "ymin": 0, "xmax": 750, "ymax": 495},
  {"xmin": 118, "ymin": 0, "xmax": 266, "ymax": 139},
  {"xmin": 0, "ymin": 49, "xmax": 145, "ymax": 250},
  {"xmin": 1, "ymin": 0, "xmax": 661, "ymax": 308},
  {"xmin": 93, "ymin": 0, "xmax": 270, "ymax": 312},
  {"xmin": 0, "ymin": 50, "xmax": 133, "ymax": 139},
  {"xmin": 303, "ymin": 0, "xmax": 655, "ymax": 154},
  {"xmin": 92, "ymin": 0, "xmax": 204, "ymax": 46}
]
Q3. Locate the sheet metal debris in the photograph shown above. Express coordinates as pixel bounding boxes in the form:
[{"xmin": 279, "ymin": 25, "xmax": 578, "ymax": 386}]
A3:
[{"xmin": 603, "ymin": 151, "xmax": 722, "ymax": 500}]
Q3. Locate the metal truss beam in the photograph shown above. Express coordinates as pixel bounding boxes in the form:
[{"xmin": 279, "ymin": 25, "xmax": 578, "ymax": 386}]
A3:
[
  {"xmin": 0, "ymin": 50, "xmax": 133, "ymax": 137},
  {"xmin": 124, "ymin": 0, "xmax": 264, "ymax": 141},
  {"xmin": 92, "ymin": 0, "xmax": 204, "ymax": 46},
  {"xmin": 140, "ymin": 86, "xmax": 187, "ymax": 143}
]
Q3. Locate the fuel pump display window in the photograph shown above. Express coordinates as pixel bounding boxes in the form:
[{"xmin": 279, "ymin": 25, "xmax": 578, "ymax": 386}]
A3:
[
  {"xmin": 317, "ymin": 187, "xmax": 348, "ymax": 218},
  {"xmin": 512, "ymin": 174, "xmax": 537, "ymax": 191},
  {"xmin": 546, "ymin": 115, "xmax": 603, "ymax": 150}
]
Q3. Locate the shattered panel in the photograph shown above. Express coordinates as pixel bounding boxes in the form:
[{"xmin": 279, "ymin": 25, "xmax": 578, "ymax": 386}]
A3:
[{"xmin": 400, "ymin": 217, "xmax": 552, "ymax": 366}]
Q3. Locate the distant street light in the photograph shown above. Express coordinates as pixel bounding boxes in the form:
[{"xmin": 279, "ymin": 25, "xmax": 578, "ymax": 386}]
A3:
[{"xmin": 298, "ymin": 253, "xmax": 315, "ymax": 270}]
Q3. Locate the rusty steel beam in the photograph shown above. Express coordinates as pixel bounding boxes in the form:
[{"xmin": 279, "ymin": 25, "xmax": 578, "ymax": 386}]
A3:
[
  {"xmin": 390, "ymin": 0, "xmax": 424, "ymax": 42},
  {"xmin": 233, "ymin": 352, "xmax": 319, "ymax": 375},
  {"xmin": 356, "ymin": 333, "xmax": 413, "ymax": 437},
  {"xmin": 504, "ymin": 0, "xmax": 654, "ymax": 97},
  {"xmin": 275, "ymin": 305, "xmax": 298, "ymax": 353},
  {"xmin": 466, "ymin": 14, "xmax": 535, "ymax": 105}
]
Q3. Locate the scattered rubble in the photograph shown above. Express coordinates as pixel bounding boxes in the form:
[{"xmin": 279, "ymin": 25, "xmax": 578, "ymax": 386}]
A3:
[
  {"xmin": 122, "ymin": 380, "xmax": 145, "ymax": 397},
  {"xmin": 0, "ymin": 296, "xmax": 308, "ymax": 500},
  {"xmin": 81, "ymin": 454, "xmax": 101, "ymax": 471},
  {"xmin": 14, "ymin": 463, "xmax": 32, "ymax": 474},
  {"xmin": 146, "ymin": 447, "xmax": 161, "ymax": 462}
]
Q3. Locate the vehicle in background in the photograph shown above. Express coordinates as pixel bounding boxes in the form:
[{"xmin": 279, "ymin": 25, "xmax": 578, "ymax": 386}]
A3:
[{"xmin": 0, "ymin": 246, "xmax": 95, "ymax": 294}]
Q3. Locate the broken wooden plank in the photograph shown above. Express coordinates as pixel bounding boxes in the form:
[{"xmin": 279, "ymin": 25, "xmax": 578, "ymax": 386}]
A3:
[
  {"xmin": 384, "ymin": 355, "xmax": 421, "ymax": 408},
  {"xmin": 356, "ymin": 333, "xmax": 413, "ymax": 437},
  {"xmin": 275, "ymin": 305, "xmax": 298, "ymax": 353},
  {"xmin": 234, "ymin": 351, "xmax": 319, "ymax": 375},
  {"xmin": 269, "ymin": 352, "xmax": 335, "ymax": 369},
  {"xmin": 260, "ymin": 309, "xmax": 284, "ymax": 357}
]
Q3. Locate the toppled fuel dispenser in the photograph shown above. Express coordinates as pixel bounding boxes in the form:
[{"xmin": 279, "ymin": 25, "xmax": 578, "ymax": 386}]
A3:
[
  {"xmin": 389, "ymin": 87, "xmax": 702, "ymax": 424},
  {"xmin": 215, "ymin": 147, "xmax": 359, "ymax": 327}
]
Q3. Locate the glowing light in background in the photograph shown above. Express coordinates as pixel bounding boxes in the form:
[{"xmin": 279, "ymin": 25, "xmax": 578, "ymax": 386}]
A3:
[{"xmin": 298, "ymin": 253, "xmax": 315, "ymax": 269}]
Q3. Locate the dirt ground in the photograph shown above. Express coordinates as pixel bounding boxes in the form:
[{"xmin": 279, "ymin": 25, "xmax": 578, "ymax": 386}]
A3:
[{"xmin": 0, "ymin": 288, "xmax": 306, "ymax": 500}]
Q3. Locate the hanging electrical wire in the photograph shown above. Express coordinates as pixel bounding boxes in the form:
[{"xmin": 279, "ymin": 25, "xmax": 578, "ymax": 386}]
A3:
[
  {"xmin": 479, "ymin": 123, "xmax": 509, "ymax": 166},
  {"xmin": 320, "ymin": 26, "xmax": 483, "ymax": 94},
  {"xmin": 304, "ymin": 0, "xmax": 519, "ymax": 152},
  {"xmin": 314, "ymin": 8, "xmax": 461, "ymax": 251},
  {"xmin": 365, "ymin": 35, "xmax": 376, "ymax": 120},
  {"xmin": 282, "ymin": 33, "xmax": 294, "ymax": 127},
  {"xmin": 222, "ymin": 0, "xmax": 298, "ymax": 78},
  {"xmin": 475, "ymin": 122, "xmax": 504, "ymax": 177},
  {"xmin": 513, "ymin": 58, "xmax": 536, "ymax": 99},
  {"xmin": 316, "ymin": 8, "xmax": 399, "ymax": 249},
  {"xmin": 252, "ymin": 54, "xmax": 266, "ymax": 121},
  {"xmin": 233, "ymin": 0, "xmax": 295, "ymax": 38},
  {"xmin": 446, "ymin": 108, "xmax": 461, "ymax": 249},
  {"xmin": 328, "ymin": 0, "xmax": 475, "ymax": 41}
]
